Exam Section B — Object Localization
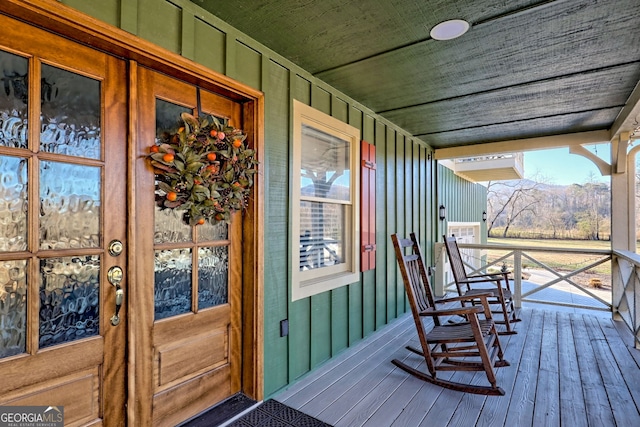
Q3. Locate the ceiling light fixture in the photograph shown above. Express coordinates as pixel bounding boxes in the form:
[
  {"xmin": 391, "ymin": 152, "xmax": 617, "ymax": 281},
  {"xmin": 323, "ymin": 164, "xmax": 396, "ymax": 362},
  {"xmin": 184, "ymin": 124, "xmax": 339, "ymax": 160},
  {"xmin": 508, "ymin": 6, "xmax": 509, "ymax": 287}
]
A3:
[{"xmin": 430, "ymin": 19, "xmax": 470, "ymax": 41}]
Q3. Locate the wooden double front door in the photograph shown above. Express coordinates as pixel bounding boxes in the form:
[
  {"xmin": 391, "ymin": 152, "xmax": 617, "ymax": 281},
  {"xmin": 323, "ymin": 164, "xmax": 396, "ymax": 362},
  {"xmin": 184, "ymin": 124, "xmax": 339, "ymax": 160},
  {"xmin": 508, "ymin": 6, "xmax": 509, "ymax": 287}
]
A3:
[{"xmin": 0, "ymin": 13, "xmax": 244, "ymax": 427}]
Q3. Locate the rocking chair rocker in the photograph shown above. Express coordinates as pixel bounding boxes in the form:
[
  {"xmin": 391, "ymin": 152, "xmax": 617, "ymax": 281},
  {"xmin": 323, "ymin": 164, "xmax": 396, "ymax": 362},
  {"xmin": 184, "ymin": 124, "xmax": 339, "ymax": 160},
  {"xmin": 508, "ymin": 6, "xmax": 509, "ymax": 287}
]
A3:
[
  {"xmin": 391, "ymin": 233, "xmax": 509, "ymax": 396},
  {"xmin": 443, "ymin": 235, "xmax": 521, "ymax": 335}
]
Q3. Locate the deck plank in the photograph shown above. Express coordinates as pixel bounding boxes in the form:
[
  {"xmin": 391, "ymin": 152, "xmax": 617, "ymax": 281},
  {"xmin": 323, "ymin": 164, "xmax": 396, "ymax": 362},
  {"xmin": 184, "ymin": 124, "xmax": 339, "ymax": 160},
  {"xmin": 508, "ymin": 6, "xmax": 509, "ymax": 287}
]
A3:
[
  {"xmin": 532, "ymin": 311, "xmax": 560, "ymax": 426},
  {"xmin": 503, "ymin": 309, "xmax": 544, "ymax": 426},
  {"xmin": 571, "ymin": 313, "xmax": 617, "ymax": 426},
  {"xmin": 273, "ymin": 308, "xmax": 640, "ymax": 427},
  {"xmin": 584, "ymin": 315, "xmax": 640, "ymax": 426},
  {"xmin": 475, "ymin": 309, "xmax": 530, "ymax": 427},
  {"xmin": 597, "ymin": 317, "xmax": 640, "ymax": 415},
  {"xmin": 557, "ymin": 311, "xmax": 589, "ymax": 427}
]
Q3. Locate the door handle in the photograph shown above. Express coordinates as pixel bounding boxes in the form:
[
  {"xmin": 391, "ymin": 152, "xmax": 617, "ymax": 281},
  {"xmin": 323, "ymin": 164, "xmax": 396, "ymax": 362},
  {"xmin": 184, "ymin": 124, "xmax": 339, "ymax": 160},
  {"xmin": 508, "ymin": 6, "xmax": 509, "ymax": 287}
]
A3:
[{"xmin": 108, "ymin": 266, "xmax": 124, "ymax": 326}]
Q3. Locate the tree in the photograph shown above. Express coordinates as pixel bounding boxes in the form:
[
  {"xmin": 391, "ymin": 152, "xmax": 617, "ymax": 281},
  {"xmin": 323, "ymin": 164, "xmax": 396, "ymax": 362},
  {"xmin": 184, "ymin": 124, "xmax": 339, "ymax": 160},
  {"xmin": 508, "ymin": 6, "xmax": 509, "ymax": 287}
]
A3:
[{"xmin": 486, "ymin": 178, "xmax": 545, "ymax": 237}]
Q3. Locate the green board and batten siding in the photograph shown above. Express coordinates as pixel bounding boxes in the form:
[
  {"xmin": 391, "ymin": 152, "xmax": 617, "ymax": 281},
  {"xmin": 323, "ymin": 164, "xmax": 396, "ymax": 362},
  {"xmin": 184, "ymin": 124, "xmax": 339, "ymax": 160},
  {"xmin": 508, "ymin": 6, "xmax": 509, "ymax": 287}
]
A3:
[
  {"xmin": 438, "ymin": 164, "xmax": 489, "ymax": 242},
  {"xmin": 59, "ymin": 0, "xmax": 484, "ymax": 397}
]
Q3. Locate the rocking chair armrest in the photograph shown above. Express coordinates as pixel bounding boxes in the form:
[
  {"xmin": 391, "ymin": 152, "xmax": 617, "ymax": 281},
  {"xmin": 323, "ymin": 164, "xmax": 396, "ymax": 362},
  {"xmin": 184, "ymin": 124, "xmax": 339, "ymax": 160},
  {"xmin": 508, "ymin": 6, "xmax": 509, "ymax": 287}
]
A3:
[
  {"xmin": 419, "ymin": 305, "xmax": 483, "ymax": 318},
  {"xmin": 435, "ymin": 293, "xmax": 493, "ymax": 305},
  {"xmin": 460, "ymin": 276, "xmax": 503, "ymax": 285}
]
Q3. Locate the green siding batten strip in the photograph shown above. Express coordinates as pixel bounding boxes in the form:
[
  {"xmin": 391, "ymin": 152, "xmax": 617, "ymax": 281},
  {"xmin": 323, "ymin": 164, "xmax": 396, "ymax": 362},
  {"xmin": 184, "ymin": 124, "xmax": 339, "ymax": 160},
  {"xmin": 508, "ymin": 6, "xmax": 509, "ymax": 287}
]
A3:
[
  {"xmin": 263, "ymin": 59, "xmax": 292, "ymax": 393},
  {"xmin": 386, "ymin": 128, "xmax": 397, "ymax": 323},
  {"xmin": 288, "ymin": 75, "xmax": 312, "ymax": 383},
  {"xmin": 349, "ymin": 107, "xmax": 366, "ymax": 346},
  {"xmin": 374, "ymin": 121, "xmax": 388, "ymax": 331},
  {"xmin": 395, "ymin": 134, "xmax": 406, "ymax": 317}
]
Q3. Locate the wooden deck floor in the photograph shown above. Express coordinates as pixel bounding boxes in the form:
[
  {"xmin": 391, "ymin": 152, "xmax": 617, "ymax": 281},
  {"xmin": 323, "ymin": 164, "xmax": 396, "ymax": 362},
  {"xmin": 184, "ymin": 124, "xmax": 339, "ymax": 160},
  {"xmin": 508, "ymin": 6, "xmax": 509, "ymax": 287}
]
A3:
[{"xmin": 274, "ymin": 308, "xmax": 640, "ymax": 427}]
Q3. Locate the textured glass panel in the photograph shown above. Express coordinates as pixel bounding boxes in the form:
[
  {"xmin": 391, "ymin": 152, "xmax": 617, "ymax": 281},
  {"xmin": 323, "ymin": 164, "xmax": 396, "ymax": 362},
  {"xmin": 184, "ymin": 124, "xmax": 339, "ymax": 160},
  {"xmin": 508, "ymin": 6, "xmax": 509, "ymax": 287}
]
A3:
[
  {"xmin": 0, "ymin": 50, "xmax": 28, "ymax": 148},
  {"xmin": 197, "ymin": 221, "xmax": 227, "ymax": 242},
  {"xmin": 154, "ymin": 248, "xmax": 192, "ymax": 320},
  {"xmin": 154, "ymin": 206, "xmax": 191, "ymax": 244},
  {"xmin": 198, "ymin": 246, "xmax": 228, "ymax": 309},
  {"xmin": 40, "ymin": 64, "xmax": 101, "ymax": 159},
  {"xmin": 301, "ymin": 124, "xmax": 351, "ymax": 201},
  {"xmin": 154, "ymin": 99, "xmax": 192, "ymax": 243},
  {"xmin": 40, "ymin": 161, "xmax": 100, "ymax": 250},
  {"xmin": 0, "ymin": 155, "xmax": 27, "ymax": 252},
  {"xmin": 156, "ymin": 98, "xmax": 191, "ymax": 143},
  {"xmin": 0, "ymin": 259, "xmax": 27, "ymax": 358},
  {"xmin": 39, "ymin": 256, "xmax": 100, "ymax": 348},
  {"xmin": 299, "ymin": 201, "xmax": 347, "ymax": 271}
]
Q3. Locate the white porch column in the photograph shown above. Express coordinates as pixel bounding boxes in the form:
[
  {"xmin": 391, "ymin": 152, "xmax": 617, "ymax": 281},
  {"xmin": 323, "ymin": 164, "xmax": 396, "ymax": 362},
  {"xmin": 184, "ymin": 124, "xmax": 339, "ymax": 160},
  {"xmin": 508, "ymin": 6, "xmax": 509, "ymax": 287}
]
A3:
[{"xmin": 611, "ymin": 133, "xmax": 634, "ymax": 321}]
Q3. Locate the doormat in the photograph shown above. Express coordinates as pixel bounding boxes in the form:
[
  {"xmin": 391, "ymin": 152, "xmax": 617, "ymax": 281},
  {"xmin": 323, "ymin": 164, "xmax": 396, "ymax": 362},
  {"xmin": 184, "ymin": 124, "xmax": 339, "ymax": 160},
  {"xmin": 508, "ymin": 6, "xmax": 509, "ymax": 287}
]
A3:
[
  {"xmin": 227, "ymin": 399, "xmax": 333, "ymax": 427},
  {"xmin": 180, "ymin": 393, "xmax": 257, "ymax": 427}
]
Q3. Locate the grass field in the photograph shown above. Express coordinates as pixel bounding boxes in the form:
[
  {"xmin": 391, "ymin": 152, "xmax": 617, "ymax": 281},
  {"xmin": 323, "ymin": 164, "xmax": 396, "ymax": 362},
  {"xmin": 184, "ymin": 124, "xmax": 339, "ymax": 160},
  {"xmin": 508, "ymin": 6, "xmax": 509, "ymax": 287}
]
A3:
[{"xmin": 485, "ymin": 237, "xmax": 612, "ymax": 277}]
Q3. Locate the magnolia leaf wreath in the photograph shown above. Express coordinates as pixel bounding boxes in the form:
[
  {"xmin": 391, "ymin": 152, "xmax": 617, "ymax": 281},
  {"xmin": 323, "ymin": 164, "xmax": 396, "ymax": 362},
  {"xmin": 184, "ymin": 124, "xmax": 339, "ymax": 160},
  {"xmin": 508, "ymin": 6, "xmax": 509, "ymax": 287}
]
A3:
[{"xmin": 148, "ymin": 112, "xmax": 258, "ymax": 226}]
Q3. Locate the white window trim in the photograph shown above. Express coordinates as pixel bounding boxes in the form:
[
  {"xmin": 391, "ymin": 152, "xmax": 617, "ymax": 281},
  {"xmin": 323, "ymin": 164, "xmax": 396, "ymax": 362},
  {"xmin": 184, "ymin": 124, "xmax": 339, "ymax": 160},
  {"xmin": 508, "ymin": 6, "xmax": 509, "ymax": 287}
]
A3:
[{"xmin": 291, "ymin": 100, "xmax": 360, "ymax": 301}]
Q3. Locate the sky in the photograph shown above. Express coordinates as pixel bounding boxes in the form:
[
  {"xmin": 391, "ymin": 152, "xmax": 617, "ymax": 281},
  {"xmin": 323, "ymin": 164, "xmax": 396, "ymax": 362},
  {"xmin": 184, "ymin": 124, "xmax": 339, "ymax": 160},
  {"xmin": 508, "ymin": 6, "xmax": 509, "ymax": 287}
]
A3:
[{"xmin": 524, "ymin": 145, "xmax": 610, "ymax": 186}]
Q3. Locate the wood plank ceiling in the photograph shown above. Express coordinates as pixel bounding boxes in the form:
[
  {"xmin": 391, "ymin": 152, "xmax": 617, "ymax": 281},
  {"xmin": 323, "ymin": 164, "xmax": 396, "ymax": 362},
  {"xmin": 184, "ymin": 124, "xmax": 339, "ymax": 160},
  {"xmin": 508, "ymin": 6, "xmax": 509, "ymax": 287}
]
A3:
[{"xmin": 193, "ymin": 0, "xmax": 640, "ymax": 153}]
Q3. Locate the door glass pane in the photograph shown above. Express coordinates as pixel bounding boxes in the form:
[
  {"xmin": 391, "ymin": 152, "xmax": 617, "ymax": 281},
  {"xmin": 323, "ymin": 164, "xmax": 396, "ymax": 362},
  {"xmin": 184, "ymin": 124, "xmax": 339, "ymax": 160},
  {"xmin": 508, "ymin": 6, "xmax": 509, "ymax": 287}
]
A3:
[
  {"xmin": 299, "ymin": 201, "xmax": 346, "ymax": 270},
  {"xmin": 197, "ymin": 221, "xmax": 227, "ymax": 242},
  {"xmin": 40, "ymin": 64, "xmax": 101, "ymax": 159},
  {"xmin": 0, "ymin": 259, "xmax": 27, "ymax": 358},
  {"xmin": 198, "ymin": 246, "xmax": 228, "ymax": 309},
  {"xmin": 40, "ymin": 161, "xmax": 100, "ymax": 250},
  {"xmin": 154, "ymin": 248, "xmax": 192, "ymax": 320},
  {"xmin": 0, "ymin": 50, "xmax": 28, "ymax": 149},
  {"xmin": 39, "ymin": 255, "xmax": 100, "ymax": 348},
  {"xmin": 0, "ymin": 155, "xmax": 27, "ymax": 252},
  {"xmin": 154, "ymin": 206, "xmax": 191, "ymax": 244},
  {"xmin": 154, "ymin": 99, "xmax": 192, "ymax": 243}
]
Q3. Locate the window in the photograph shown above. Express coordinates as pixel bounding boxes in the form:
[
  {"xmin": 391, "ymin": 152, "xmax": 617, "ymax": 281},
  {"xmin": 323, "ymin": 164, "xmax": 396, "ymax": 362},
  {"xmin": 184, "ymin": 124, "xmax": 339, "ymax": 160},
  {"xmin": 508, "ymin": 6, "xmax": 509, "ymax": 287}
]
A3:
[{"xmin": 292, "ymin": 100, "xmax": 360, "ymax": 300}]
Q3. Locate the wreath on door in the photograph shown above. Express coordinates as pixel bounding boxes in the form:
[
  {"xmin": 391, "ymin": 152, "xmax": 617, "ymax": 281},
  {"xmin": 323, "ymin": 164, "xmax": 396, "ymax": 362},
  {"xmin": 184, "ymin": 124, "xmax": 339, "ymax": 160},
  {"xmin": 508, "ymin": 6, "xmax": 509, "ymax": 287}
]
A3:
[{"xmin": 147, "ymin": 112, "xmax": 258, "ymax": 226}]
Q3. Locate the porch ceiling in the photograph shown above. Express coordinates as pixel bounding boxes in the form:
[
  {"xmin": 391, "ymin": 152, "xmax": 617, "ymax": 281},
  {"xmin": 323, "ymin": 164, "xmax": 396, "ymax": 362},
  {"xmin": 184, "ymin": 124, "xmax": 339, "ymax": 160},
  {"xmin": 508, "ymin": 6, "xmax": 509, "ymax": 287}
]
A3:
[{"xmin": 192, "ymin": 0, "xmax": 640, "ymax": 154}]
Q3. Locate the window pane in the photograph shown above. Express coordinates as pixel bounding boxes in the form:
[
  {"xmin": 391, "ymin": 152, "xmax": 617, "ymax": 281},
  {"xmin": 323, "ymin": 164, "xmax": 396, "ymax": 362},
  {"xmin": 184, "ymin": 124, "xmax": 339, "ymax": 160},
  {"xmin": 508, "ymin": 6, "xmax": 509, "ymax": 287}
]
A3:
[
  {"xmin": 300, "ymin": 124, "xmax": 350, "ymax": 201},
  {"xmin": 39, "ymin": 256, "xmax": 100, "ymax": 348},
  {"xmin": 299, "ymin": 200, "xmax": 346, "ymax": 271},
  {"xmin": 0, "ymin": 259, "xmax": 27, "ymax": 358},
  {"xmin": 0, "ymin": 155, "xmax": 27, "ymax": 252},
  {"xmin": 40, "ymin": 64, "xmax": 101, "ymax": 159},
  {"xmin": 0, "ymin": 50, "xmax": 28, "ymax": 148},
  {"xmin": 154, "ymin": 248, "xmax": 192, "ymax": 320},
  {"xmin": 198, "ymin": 246, "xmax": 228, "ymax": 309}
]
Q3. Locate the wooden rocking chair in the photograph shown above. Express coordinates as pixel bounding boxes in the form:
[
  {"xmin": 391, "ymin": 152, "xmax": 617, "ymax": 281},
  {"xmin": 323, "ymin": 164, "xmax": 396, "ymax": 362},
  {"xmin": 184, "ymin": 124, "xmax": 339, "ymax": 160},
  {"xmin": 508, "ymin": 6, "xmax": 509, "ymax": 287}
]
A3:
[
  {"xmin": 443, "ymin": 235, "xmax": 520, "ymax": 335},
  {"xmin": 391, "ymin": 233, "xmax": 509, "ymax": 396}
]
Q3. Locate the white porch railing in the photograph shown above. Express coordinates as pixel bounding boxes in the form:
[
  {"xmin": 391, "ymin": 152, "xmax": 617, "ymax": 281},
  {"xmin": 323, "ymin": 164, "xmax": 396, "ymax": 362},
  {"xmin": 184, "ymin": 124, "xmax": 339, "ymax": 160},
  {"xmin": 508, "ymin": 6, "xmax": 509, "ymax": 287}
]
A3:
[
  {"xmin": 434, "ymin": 242, "xmax": 640, "ymax": 349},
  {"xmin": 611, "ymin": 250, "xmax": 640, "ymax": 349}
]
